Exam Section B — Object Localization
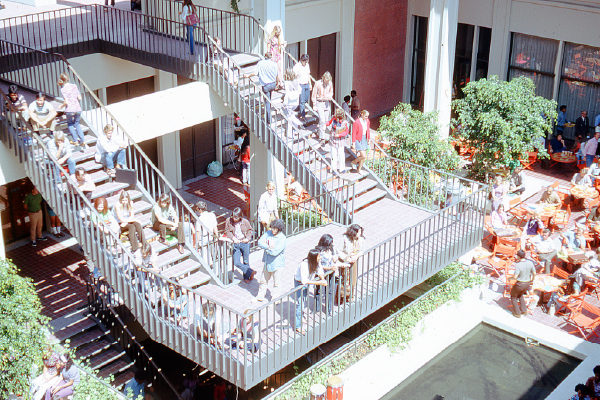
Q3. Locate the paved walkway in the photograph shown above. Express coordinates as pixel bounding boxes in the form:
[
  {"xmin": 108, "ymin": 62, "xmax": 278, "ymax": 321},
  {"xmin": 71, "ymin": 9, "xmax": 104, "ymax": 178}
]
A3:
[{"xmin": 6, "ymin": 236, "xmax": 88, "ymax": 320}]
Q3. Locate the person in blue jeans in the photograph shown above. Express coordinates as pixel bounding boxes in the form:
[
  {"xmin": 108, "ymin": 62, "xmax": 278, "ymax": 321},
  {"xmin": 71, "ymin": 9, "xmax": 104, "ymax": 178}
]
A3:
[
  {"xmin": 97, "ymin": 124, "xmax": 126, "ymax": 177},
  {"xmin": 180, "ymin": 0, "xmax": 197, "ymax": 55},
  {"xmin": 47, "ymin": 131, "xmax": 76, "ymax": 186},
  {"xmin": 224, "ymin": 207, "xmax": 256, "ymax": 283},
  {"xmin": 292, "ymin": 248, "xmax": 326, "ymax": 335},
  {"xmin": 246, "ymin": 52, "xmax": 278, "ymax": 124},
  {"xmin": 293, "ymin": 54, "xmax": 312, "ymax": 119}
]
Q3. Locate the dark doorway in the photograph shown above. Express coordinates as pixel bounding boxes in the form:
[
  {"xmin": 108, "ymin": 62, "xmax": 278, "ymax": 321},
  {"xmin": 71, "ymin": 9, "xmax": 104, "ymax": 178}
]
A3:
[
  {"xmin": 307, "ymin": 33, "xmax": 337, "ymax": 86},
  {"xmin": 180, "ymin": 120, "xmax": 217, "ymax": 181},
  {"xmin": 1, "ymin": 178, "xmax": 37, "ymax": 243}
]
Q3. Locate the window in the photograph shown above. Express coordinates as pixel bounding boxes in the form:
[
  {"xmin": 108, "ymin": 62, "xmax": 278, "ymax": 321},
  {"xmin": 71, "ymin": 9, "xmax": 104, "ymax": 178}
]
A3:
[
  {"xmin": 558, "ymin": 43, "xmax": 600, "ymax": 138},
  {"xmin": 453, "ymin": 23, "xmax": 475, "ymax": 99},
  {"xmin": 508, "ymin": 33, "xmax": 559, "ymax": 99},
  {"xmin": 410, "ymin": 16, "xmax": 428, "ymax": 109},
  {"xmin": 475, "ymin": 27, "xmax": 492, "ymax": 81}
]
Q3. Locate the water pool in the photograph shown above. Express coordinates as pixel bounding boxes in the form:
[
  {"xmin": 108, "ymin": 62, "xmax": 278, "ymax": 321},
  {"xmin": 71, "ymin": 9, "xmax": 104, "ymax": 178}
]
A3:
[{"xmin": 381, "ymin": 323, "xmax": 581, "ymax": 400}]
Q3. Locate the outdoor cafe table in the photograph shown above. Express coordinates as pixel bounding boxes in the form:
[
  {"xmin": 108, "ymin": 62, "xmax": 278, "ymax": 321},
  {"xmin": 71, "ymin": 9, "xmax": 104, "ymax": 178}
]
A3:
[
  {"xmin": 508, "ymin": 272, "xmax": 564, "ymax": 303},
  {"xmin": 550, "ymin": 152, "xmax": 577, "ymax": 169},
  {"xmin": 520, "ymin": 203, "xmax": 558, "ymax": 226},
  {"xmin": 570, "ymin": 184, "xmax": 599, "ymax": 201}
]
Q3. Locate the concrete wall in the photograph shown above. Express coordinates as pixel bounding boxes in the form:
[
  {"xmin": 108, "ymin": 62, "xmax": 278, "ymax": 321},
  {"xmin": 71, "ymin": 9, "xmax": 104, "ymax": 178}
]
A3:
[
  {"xmin": 69, "ymin": 54, "xmax": 156, "ymax": 92},
  {"xmin": 0, "ymin": 142, "xmax": 26, "ymax": 185}
]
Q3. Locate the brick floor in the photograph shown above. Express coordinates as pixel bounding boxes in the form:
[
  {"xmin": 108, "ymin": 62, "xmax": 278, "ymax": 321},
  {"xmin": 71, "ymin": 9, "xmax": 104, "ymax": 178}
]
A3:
[
  {"xmin": 482, "ymin": 157, "xmax": 600, "ymax": 342},
  {"xmin": 7, "ymin": 238, "xmax": 89, "ymax": 320},
  {"xmin": 185, "ymin": 168, "xmax": 247, "ymax": 215}
]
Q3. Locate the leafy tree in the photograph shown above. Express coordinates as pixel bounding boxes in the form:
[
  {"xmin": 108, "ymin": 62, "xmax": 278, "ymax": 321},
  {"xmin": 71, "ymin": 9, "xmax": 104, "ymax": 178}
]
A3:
[
  {"xmin": 378, "ymin": 103, "xmax": 461, "ymax": 172},
  {"xmin": 452, "ymin": 75, "xmax": 557, "ymax": 181},
  {"xmin": 0, "ymin": 258, "xmax": 49, "ymax": 397}
]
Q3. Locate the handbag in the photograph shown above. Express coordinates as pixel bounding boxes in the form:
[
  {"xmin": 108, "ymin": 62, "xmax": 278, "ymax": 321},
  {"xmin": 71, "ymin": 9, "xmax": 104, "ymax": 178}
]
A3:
[{"xmin": 186, "ymin": 11, "xmax": 199, "ymax": 26}]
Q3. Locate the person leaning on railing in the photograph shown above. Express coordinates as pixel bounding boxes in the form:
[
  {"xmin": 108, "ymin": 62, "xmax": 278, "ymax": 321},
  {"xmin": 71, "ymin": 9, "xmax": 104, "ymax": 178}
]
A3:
[
  {"xmin": 5, "ymin": 85, "xmax": 28, "ymax": 130},
  {"xmin": 316, "ymin": 234, "xmax": 349, "ymax": 314},
  {"xmin": 292, "ymin": 248, "xmax": 327, "ymax": 335},
  {"xmin": 193, "ymin": 201, "xmax": 219, "ymax": 265},
  {"xmin": 338, "ymin": 224, "xmax": 365, "ymax": 303}
]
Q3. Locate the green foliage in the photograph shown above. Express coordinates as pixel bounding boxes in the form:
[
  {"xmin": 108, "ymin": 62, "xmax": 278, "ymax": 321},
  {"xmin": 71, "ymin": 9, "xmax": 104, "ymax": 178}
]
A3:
[
  {"xmin": 0, "ymin": 258, "xmax": 49, "ymax": 397},
  {"xmin": 378, "ymin": 103, "xmax": 460, "ymax": 172},
  {"xmin": 275, "ymin": 263, "xmax": 484, "ymax": 400},
  {"xmin": 279, "ymin": 204, "xmax": 328, "ymax": 233},
  {"xmin": 230, "ymin": 0, "xmax": 240, "ymax": 13},
  {"xmin": 452, "ymin": 75, "xmax": 557, "ymax": 181},
  {"xmin": 73, "ymin": 372, "xmax": 123, "ymax": 400}
]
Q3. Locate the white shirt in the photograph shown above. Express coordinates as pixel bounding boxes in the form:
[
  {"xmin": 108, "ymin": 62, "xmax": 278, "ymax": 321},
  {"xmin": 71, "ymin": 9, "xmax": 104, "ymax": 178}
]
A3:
[
  {"xmin": 293, "ymin": 62, "xmax": 311, "ymax": 85},
  {"xmin": 258, "ymin": 192, "xmax": 277, "ymax": 215},
  {"xmin": 98, "ymin": 134, "xmax": 125, "ymax": 154},
  {"xmin": 294, "ymin": 260, "xmax": 324, "ymax": 284},
  {"xmin": 196, "ymin": 211, "xmax": 218, "ymax": 239}
]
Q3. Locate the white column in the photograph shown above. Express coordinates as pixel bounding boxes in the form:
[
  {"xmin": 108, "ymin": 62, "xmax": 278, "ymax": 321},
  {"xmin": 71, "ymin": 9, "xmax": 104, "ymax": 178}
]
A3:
[
  {"xmin": 487, "ymin": 0, "xmax": 512, "ymax": 79},
  {"xmin": 154, "ymin": 70, "xmax": 183, "ymax": 189},
  {"xmin": 337, "ymin": 0, "xmax": 355, "ymax": 101},
  {"xmin": 423, "ymin": 0, "xmax": 459, "ymax": 137},
  {"xmin": 97, "ymin": 87, "xmax": 107, "ymax": 105}
]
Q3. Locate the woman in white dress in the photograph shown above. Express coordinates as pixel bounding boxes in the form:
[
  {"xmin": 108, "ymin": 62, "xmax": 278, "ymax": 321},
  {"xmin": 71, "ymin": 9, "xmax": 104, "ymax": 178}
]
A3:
[{"xmin": 282, "ymin": 68, "xmax": 302, "ymax": 138}]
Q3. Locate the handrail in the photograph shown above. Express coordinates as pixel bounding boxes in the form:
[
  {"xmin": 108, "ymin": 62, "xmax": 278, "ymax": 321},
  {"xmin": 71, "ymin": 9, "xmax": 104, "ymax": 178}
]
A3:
[
  {"xmin": 0, "ymin": 37, "xmax": 230, "ymax": 284},
  {"xmin": 86, "ymin": 278, "xmax": 184, "ymax": 400}
]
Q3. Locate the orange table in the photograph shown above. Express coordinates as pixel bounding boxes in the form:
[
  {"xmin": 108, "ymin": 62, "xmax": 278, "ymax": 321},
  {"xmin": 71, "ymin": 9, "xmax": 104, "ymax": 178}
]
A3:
[
  {"xmin": 520, "ymin": 204, "xmax": 558, "ymax": 228},
  {"xmin": 550, "ymin": 152, "xmax": 577, "ymax": 168},
  {"xmin": 570, "ymin": 185, "xmax": 599, "ymax": 200}
]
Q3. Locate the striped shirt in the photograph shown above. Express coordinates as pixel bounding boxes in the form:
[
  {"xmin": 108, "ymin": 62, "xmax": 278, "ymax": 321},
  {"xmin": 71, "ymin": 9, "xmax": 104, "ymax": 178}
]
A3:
[{"xmin": 327, "ymin": 117, "xmax": 349, "ymax": 148}]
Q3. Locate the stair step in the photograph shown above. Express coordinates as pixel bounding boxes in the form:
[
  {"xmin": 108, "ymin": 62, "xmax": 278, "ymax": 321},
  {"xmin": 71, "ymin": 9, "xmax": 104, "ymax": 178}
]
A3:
[
  {"xmin": 352, "ymin": 187, "xmax": 386, "ymax": 211},
  {"xmin": 111, "ymin": 370, "xmax": 135, "ymax": 390},
  {"xmin": 328, "ymin": 176, "xmax": 377, "ymax": 196},
  {"xmin": 76, "ymin": 338, "xmax": 114, "ymax": 360},
  {"xmin": 90, "ymin": 182, "xmax": 130, "ymax": 200},
  {"xmin": 89, "ymin": 348, "xmax": 125, "ymax": 371},
  {"xmin": 77, "ymin": 159, "xmax": 104, "ymax": 172},
  {"xmin": 132, "ymin": 200, "xmax": 152, "ymax": 215},
  {"xmin": 71, "ymin": 146, "xmax": 96, "ymax": 163},
  {"xmin": 88, "ymin": 170, "xmax": 111, "ymax": 184},
  {"xmin": 97, "ymin": 359, "xmax": 134, "ymax": 379},
  {"xmin": 69, "ymin": 328, "xmax": 107, "ymax": 349},
  {"xmin": 162, "ymin": 258, "xmax": 202, "ymax": 279},
  {"xmin": 157, "ymin": 247, "xmax": 191, "ymax": 269},
  {"xmin": 178, "ymin": 269, "xmax": 210, "ymax": 288},
  {"xmin": 54, "ymin": 316, "xmax": 97, "ymax": 342},
  {"xmin": 106, "ymin": 190, "xmax": 142, "ymax": 208}
]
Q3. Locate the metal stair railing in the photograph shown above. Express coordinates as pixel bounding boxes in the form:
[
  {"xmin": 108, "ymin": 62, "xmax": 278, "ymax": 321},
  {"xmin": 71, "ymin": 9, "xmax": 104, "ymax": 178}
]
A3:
[
  {"xmin": 0, "ymin": 86, "xmax": 257, "ymax": 388},
  {"xmin": 0, "ymin": 4, "xmax": 356, "ymax": 221},
  {"xmin": 0, "ymin": 39, "xmax": 232, "ymax": 285}
]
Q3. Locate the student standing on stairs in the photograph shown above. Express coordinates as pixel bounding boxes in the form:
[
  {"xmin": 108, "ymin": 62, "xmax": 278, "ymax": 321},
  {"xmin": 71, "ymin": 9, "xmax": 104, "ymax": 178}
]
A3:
[
  {"xmin": 312, "ymin": 72, "xmax": 333, "ymax": 144},
  {"xmin": 97, "ymin": 124, "xmax": 126, "ymax": 178},
  {"xmin": 224, "ymin": 207, "xmax": 256, "ymax": 283},
  {"xmin": 152, "ymin": 193, "xmax": 185, "ymax": 254},
  {"xmin": 180, "ymin": 0, "xmax": 199, "ymax": 55},
  {"xmin": 293, "ymin": 54, "xmax": 311, "ymax": 119},
  {"xmin": 245, "ymin": 52, "xmax": 278, "ymax": 124},
  {"xmin": 326, "ymin": 108, "xmax": 350, "ymax": 174},
  {"xmin": 350, "ymin": 110, "xmax": 371, "ymax": 173},
  {"xmin": 57, "ymin": 73, "xmax": 87, "ymax": 150},
  {"xmin": 282, "ymin": 68, "xmax": 302, "ymax": 138}
]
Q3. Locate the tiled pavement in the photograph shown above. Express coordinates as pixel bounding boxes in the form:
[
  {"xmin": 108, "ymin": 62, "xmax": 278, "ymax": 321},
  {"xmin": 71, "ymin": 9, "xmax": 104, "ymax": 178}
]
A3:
[
  {"xmin": 6, "ymin": 237, "xmax": 88, "ymax": 320},
  {"xmin": 482, "ymin": 157, "xmax": 600, "ymax": 343},
  {"xmin": 184, "ymin": 168, "xmax": 247, "ymax": 216}
]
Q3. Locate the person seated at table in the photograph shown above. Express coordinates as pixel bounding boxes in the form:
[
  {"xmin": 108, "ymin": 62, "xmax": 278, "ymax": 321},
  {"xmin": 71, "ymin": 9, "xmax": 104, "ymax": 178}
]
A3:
[
  {"xmin": 572, "ymin": 135, "xmax": 584, "ymax": 154},
  {"xmin": 560, "ymin": 226, "xmax": 587, "ymax": 254},
  {"xmin": 509, "ymin": 167, "xmax": 525, "ymax": 195},
  {"xmin": 588, "ymin": 207, "xmax": 600, "ymax": 240},
  {"xmin": 585, "ymin": 365, "xmax": 600, "ymax": 400},
  {"xmin": 538, "ymin": 186, "xmax": 561, "ymax": 206},
  {"xmin": 549, "ymin": 134, "xmax": 566, "ymax": 154},
  {"xmin": 491, "ymin": 204, "xmax": 508, "ymax": 230},
  {"xmin": 521, "ymin": 210, "xmax": 545, "ymax": 249},
  {"xmin": 572, "ymin": 168, "xmax": 592, "ymax": 187},
  {"xmin": 530, "ymin": 228, "xmax": 557, "ymax": 274},
  {"xmin": 573, "ymin": 253, "xmax": 600, "ymax": 295}
]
